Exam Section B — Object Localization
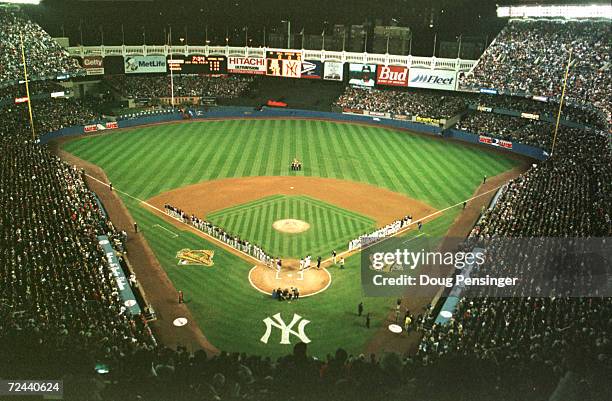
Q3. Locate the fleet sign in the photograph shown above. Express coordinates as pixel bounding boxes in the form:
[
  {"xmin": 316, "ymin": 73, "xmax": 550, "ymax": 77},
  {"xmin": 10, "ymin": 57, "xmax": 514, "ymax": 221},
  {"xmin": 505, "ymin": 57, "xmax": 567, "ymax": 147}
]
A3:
[
  {"xmin": 124, "ymin": 56, "xmax": 167, "ymax": 74},
  {"xmin": 228, "ymin": 57, "xmax": 266, "ymax": 75},
  {"xmin": 408, "ymin": 68, "xmax": 457, "ymax": 90},
  {"xmin": 376, "ymin": 65, "xmax": 409, "ymax": 86}
]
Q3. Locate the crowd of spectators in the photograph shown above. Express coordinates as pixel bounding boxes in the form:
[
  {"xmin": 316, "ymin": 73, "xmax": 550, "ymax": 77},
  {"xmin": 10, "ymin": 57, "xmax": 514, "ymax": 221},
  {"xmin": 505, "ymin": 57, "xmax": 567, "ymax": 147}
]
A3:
[
  {"xmin": 469, "ymin": 93, "xmax": 608, "ymax": 131},
  {"xmin": 0, "ymin": 80, "xmax": 66, "ymax": 101},
  {"xmin": 0, "ymin": 99, "xmax": 155, "ymax": 384},
  {"xmin": 0, "ymin": 8, "xmax": 82, "ymax": 85},
  {"xmin": 418, "ymin": 125, "xmax": 612, "ymax": 397},
  {"xmin": 456, "ymin": 112, "xmax": 554, "ymax": 149},
  {"xmin": 459, "ymin": 20, "xmax": 612, "ymax": 128},
  {"xmin": 1, "ymin": 12, "xmax": 611, "ymax": 399},
  {"xmin": 335, "ymin": 87, "xmax": 466, "ymax": 120},
  {"xmin": 106, "ymin": 74, "xmax": 254, "ymax": 99},
  {"xmin": 31, "ymin": 97, "xmax": 99, "ymax": 132}
]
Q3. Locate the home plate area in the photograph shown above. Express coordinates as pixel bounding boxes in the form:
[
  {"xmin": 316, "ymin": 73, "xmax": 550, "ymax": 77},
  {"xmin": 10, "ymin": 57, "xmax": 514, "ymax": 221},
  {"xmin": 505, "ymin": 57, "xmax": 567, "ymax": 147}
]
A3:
[{"xmin": 249, "ymin": 259, "xmax": 331, "ymax": 297}]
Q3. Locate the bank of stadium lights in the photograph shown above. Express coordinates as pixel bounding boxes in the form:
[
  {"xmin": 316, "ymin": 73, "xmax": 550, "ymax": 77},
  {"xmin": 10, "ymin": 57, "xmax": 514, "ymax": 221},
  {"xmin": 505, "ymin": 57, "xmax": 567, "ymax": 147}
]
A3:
[
  {"xmin": 0, "ymin": 0, "xmax": 41, "ymax": 4},
  {"xmin": 497, "ymin": 4, "xmax": 612, "ymax": 19}
]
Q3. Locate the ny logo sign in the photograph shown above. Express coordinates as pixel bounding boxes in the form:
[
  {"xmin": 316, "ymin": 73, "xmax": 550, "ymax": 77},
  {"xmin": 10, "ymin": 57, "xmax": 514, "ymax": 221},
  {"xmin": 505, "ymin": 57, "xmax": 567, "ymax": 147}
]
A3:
[{"xmin": 260, "ymin": 313, "xmax": 311, "ymax": 345}]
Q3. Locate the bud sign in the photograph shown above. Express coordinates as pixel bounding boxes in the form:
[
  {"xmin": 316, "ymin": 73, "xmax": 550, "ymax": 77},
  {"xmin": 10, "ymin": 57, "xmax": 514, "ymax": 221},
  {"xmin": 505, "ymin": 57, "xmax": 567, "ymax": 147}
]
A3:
[{"xmin": 376, "ymin": 65, "xmax": 409, "ymax": 87}]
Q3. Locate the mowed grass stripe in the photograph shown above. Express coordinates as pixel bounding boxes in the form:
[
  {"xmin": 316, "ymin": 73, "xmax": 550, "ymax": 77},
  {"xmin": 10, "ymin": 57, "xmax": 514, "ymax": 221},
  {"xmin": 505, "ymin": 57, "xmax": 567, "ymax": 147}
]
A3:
[
  {"xmin": 220, "ymin": 121, "xmax": 250, "ymax": 178},
  {"xmin": 392, "ymin": 133, "xmax": 442, "ymax": 203},
  {"xmin": 322, "ymin": 121, "xmax": 345, "ymax": 180},
  {"xmin": 298, "ymin": 196, "xmax": 373, "ymax": 224},
  {"xmin": 414, "ymin": 140, "xmax": 465, "ymax": 206},
  {"xmin": 358, "ymin": 128, "xmax": 407, "ymax": 195}
]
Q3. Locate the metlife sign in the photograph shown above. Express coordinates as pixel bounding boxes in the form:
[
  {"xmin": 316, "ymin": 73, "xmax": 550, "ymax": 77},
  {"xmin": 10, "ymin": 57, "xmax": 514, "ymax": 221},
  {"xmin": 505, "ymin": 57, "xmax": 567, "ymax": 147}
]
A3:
[
  {"xmin": 408, "ymin": 68, "xmax": 457, "ymax": 91},
  {"xmin": 124, "ymin": 56, "xmax": 167, "ymax": 74}
]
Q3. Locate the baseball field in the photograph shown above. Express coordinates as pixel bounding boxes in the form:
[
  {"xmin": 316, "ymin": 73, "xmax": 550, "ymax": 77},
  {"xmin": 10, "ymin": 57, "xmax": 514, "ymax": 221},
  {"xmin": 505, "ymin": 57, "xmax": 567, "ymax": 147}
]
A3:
[{"xmin": 62, "ymin": 118, "xmax": 520, "ymax": 357}]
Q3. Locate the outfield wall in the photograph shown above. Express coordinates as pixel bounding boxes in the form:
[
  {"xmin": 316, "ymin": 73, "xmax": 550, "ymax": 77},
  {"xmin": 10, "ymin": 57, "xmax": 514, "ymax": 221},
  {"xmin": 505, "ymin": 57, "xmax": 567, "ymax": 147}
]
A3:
[{"xmin": 40, "ymin": 106, "xmax": 547, "ymax": 160}]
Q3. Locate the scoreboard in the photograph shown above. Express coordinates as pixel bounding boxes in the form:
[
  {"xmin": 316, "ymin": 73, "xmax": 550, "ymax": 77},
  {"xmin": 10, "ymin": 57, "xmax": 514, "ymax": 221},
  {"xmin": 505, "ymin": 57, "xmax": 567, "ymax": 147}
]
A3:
[
  {"xmin": 265, "ymin": 51, "xmax": 302, "ymax": 78},
  {"xmin": 167, "ymin": 55, "xmax": 227, "ymax": 74},
  {"xmin": 265, "ymin": 51, "xmax": 302, "ymax": 61}
]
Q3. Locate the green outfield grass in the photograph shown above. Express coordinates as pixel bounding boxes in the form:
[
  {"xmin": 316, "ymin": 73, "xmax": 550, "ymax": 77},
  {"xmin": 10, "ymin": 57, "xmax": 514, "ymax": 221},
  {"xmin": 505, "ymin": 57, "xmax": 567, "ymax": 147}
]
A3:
[
  {"xmin": 207, "ymin": 195, "xmax": 375, "ymax": 258},
  {"xmin": 62, "ymin": 119, "xmax": 519, "ymax": 357}
]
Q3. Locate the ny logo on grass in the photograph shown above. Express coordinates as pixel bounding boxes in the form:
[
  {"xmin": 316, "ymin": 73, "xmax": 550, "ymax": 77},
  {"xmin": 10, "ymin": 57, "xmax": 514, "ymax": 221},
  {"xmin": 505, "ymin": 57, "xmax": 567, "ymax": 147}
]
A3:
[{"xmin": 260, "ymin": 313, "xmax": 311, "ymax": 345}]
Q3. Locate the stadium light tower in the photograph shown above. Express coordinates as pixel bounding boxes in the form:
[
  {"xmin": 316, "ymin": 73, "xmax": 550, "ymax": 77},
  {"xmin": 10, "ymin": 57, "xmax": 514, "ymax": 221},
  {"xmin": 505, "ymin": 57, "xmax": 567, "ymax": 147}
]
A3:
[{"xmin": 281, "ymin": 20, "xmax": 291, "ymax": 48}]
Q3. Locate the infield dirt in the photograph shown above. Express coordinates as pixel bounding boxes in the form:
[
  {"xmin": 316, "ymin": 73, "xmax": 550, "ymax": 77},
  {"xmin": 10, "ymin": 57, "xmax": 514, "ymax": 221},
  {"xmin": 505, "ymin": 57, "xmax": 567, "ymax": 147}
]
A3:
[{"xmin": 147, "ymin": 176, "xmax": 437, "ymax": 227}]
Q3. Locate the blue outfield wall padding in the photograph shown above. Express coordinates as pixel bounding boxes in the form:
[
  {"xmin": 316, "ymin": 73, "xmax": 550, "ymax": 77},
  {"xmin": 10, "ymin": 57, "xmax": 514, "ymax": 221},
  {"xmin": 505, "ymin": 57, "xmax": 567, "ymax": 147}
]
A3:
[
  {"xmin": 40, "ymin": 106, "xmax": 547, "ymax": 159},
  {"xmin": 445, "ymin": 128, "xmax": 548, "ymax": 160}
]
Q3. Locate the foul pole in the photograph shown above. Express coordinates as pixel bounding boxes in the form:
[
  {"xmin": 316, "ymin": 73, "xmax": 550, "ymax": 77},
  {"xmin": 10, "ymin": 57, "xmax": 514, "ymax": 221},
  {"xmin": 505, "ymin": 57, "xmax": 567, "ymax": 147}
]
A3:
[
  {"xmin": 168, "ymin": 27, "xmax": 175, "ymax": 108},
  {"xmin": 19, "ymin": 32, "xmax": 36, "ymax": 140},
  {"xmin": 551, "ymin": 50, "xmax": 572, "ymax": 157}
]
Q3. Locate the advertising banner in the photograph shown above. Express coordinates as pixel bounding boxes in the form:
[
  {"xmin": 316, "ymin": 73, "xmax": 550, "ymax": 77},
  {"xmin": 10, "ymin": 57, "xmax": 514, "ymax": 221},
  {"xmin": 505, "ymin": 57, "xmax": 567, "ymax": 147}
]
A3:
[
  {"xmin": 413, "ymin": 116, "xmax": 442, "ymax": 126},
  {"xmin": 323, "ymin": 61, "xmax": 344, "ymax": 81},
  {"xmin": 521, "ymin": 112, "xmax": 540, "ymax": 120},
  {"xmin": 477, "ymin": 105, "xmax": 493, "ymax": 113},
  {"xmin": 364, "ymin": 110, "xmax": 391, "ymax": 119},
  {"xmin": 266, "ymin": 58, "xmax": 301, "ymax": 78},
  {"xmin": 301, "ymin": 60, "xmax": 323, "ymax": 79},
  {"xmin": 228, "ymin": 57, "xmax": 266, "ymax": 75},
  {"xmin": 408, "ymin": 68, "xmax": 457, "ymax": 90},
  {"xmin": 81, "ymin": 56, "xmax": 105, "ymax": 75},
  {"xmin": 348, "ymin": 63, "xmax": 377, "ymax": 87},
  {"xmin": 84, "ymin": 124, "xmax": 98, "ymax": 133},
  {"xmin": 376, "ymin": 65, "xmax": 409, "ymax": 87},
  {"xmin": 124, "ymin": 56, "xmax": 167, "ymax": 74},
  {"xmin": 479, "ymin": 135, "xmax": 513, "ymax": 149},
  {"xmin": 105, "ymin": 121, "xmax": 118, "ymax": 129}
]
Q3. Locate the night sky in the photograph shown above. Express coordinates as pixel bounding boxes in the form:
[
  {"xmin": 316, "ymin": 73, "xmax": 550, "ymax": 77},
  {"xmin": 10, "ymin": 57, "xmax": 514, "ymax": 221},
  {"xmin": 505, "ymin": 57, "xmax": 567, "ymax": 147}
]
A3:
[{"xmin": 19, "ymin": 0, "xmax": 605, "ymax": 56}]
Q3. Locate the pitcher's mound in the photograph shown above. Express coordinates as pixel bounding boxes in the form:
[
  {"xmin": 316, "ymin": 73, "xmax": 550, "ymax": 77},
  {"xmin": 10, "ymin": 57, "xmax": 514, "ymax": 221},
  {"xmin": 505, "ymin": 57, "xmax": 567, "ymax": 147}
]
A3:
[
  {"xmin": 273, "ymin": 219, "xmax": 310, "ymax": 234},
  {"xmin": 249, "ymin": 260, "xmax": 331, "ymax": 297}
]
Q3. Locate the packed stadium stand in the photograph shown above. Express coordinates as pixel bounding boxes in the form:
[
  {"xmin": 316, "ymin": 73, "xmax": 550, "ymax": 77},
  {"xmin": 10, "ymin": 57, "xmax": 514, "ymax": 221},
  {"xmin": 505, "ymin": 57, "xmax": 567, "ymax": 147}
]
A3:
[
  {"xmin": 0, "ymin": 3, "xmax": 610, "ymax": 401},
  {"xmin": 105, "ymin": 75, "xmax": 254, "ymax": 99},
  {"xmin": 459, "ymin": 19, "xmax": 612, "ymax": 127},
  {"xmin": 0, "ymin": 8, "xmax": 82, "ymax": 85}
]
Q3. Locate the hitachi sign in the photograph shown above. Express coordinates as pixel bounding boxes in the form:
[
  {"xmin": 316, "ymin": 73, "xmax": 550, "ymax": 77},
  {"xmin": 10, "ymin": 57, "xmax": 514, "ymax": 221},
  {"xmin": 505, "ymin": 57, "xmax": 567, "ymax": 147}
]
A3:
[
  {"xmin": 229, "ymin": 57, "xmax": 265, "ymax": 65},
  {"xmin": 410, "ymin": 74, "xmax": 454, "ymax": 85}
]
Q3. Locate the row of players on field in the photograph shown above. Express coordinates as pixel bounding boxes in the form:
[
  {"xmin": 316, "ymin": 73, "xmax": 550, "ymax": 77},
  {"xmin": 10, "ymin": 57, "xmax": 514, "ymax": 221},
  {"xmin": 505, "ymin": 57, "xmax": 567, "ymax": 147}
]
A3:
[
  {"xmin": 165, "ymin": 203, "xmax": 420, "ymax": 266},
  {"xmin": 265, "ymin": 253, "xmax": 345, "ymax": 271}
]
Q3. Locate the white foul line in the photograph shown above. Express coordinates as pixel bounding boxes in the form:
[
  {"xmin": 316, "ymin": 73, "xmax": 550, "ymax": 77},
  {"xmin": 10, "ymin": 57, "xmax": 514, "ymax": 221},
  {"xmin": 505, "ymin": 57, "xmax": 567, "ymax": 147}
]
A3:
[{"xmin": 153, "ymin": 224, "xmax": 179, "ymax": 238}]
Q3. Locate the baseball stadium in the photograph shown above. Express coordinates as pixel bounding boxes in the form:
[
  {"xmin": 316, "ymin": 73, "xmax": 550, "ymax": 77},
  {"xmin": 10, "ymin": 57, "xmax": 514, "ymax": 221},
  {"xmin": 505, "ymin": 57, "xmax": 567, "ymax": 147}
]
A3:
[{"xmin": 0, "ymin": 1, "xmax": 610, "ymax": 400}]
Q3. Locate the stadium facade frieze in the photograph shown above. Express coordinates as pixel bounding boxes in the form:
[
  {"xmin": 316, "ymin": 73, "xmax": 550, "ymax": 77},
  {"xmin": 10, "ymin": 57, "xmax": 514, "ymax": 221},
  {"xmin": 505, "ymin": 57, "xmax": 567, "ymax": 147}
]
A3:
[{"xmin": 67, "ymin": 44, "xmax": 477, "ymax": 73}]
